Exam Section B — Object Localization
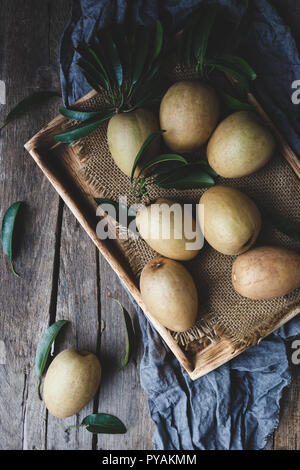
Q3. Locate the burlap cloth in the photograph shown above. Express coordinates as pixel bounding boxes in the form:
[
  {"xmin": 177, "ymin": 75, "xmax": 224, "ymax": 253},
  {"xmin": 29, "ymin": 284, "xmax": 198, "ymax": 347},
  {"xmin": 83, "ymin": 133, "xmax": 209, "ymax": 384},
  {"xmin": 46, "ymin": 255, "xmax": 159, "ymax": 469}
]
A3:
[{"xmin": 69, "ymin": 68, "xmax": 300, "ymax": 352}]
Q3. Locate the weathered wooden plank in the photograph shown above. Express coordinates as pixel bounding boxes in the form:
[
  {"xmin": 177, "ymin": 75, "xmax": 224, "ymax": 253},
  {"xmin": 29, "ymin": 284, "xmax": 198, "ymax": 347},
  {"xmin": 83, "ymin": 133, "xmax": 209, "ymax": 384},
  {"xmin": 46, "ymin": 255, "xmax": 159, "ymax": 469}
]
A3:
[
  {"xmin": 96, "ymin": 256, "xmax": 154, "ymax": 450},
  {"xmin": 0, "ymin": 0, "xmax": 70, "ymax": 450},
  {"xmin": 46, "ymin": 205, "xmax": 100, "ymax": 450}
]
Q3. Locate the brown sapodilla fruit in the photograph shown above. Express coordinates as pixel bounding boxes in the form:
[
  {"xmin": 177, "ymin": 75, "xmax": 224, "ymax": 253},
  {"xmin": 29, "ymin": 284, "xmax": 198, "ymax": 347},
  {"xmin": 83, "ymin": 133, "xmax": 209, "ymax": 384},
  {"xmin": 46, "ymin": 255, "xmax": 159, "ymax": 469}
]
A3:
[
  {"xmin": 207, "ymin": 111, "xmax": 275, "ymax": 178},
  {"xmin": 107, "ymin": 107, "xmax": 160, "ymax": 177},
  {"xmin": 199, "ymin": 186, "xmax": 261, "ymax": 255},
  {"xmin": 159, "ymin": 80, "xmax": 220, "ymax": 152},
  {"xmin": 136, "ymin": 198, "xmax": 200, "ymax": 261},
  {"xmin": 140, "ymin": 257, "xmax": 198, "ymax": 332},
  {"xmin": 44, "ymin": 348, "xmax": 101, "ymax": 418},
  {"xmin": 232, "ymin": 245, "xmax": 300, "ymax": 300}
]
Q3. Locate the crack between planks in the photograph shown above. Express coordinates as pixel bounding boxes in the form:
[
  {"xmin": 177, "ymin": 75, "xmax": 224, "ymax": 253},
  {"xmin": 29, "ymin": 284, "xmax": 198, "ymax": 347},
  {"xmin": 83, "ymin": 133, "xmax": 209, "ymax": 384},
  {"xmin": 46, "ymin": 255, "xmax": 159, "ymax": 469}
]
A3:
[
  {"xmin": 44, "ymin": 197, "xmax": 64, "ymax": 450},
  {"xmin": 92, "ymin": 248, "xmax": 102, "ymax": 450},
  {"xmin": 21, "ymin": 369, "xmax": 29, "ymax": 450}
]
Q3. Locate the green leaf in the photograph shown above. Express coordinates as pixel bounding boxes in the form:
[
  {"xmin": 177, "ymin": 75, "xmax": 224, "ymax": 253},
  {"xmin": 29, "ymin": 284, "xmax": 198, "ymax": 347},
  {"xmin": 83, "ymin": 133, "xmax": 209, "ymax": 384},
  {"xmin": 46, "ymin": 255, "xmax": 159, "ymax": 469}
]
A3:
[
  {"xmin": 1, "ymin": 201, "xmax": 23, "ymax": 276},
  {"xmin": 208, "ymin": 61, "xmax": 249, "ymax": 92},
  {"xmin": 152, "ymin": 21, "xmax": 163, "ymax": 63},
  {"xmin": 94, "ymin": 198, "xmax": 137, "ymax": 230},
  {"xmin": 132, "ymin": 28, "xmax": 151, "ymax": 86},
  {"xmin": 137, "ymin": 153, "xmax": 188, "ymax": 179},
  {"xmin": 54, "ymin": 111, "xmax": 114, "ymax": 144},
  {"xmin": 0, "ymin": 91, "xmax": 60, "ymax": 131},
  {"xmin": 220, "ymin": 92, "xmax": 254, "ymax": 112},
  {"xmin": 156, "ymin": 164, "xmax": 215, "ymax": 189},
  {"xmin": 130, "ymin": 130, "xmax": 165, "ymax": 182},
  {"xmin": 77, "ymin": 57, "xmax": 110, "ymax": 92},
  {"xmin": 220, "ymin": 54, "xmax": 256, "ymax": 80},
  {"xmin": 194, "ymin": 9, "xmax": 216, "ymax": 72},
  {"xmin": 81, "ymin": 414, "xmax": 127, "ymax": 434},
  {"xmin": 96, "ymin": 30, "xmax": 123, "ymax": 90},
  {"xmin": 103, "ymin": 32, "xmax": 123, "ymax": 88},
  {"xmin": 266, "ymin": 211, "xmax": 300, "ymax": 242},
  {"xmin": 35, "ymin": 320, "xmax": 68, "ymax": 399},
  {"xmin": 59, "ymin": 107, "xmax": 107, "ymax": 122},
  {"xmin": 111, "ymin": 298, "xmax": 135, "ymax": 370}
]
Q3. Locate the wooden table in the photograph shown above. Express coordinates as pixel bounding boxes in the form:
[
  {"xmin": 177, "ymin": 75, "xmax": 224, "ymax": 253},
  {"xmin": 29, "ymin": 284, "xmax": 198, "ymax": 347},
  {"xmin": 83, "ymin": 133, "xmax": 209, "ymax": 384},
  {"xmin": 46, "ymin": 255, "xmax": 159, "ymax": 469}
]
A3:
[{"xmin": 0, "ymin": 0, "xmax": 299, "ymax": 451}]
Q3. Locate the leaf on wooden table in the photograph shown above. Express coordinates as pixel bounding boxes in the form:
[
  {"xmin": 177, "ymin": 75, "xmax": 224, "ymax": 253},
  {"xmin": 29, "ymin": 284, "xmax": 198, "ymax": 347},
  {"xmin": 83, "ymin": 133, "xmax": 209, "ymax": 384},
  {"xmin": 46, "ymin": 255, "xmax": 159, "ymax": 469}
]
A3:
[
  {"xmin": 0, "ymin": 91, "xmax": 61, "ymax": 131},
  {"xmin": 1, "ymin": 201, "xmax": 23, "ymax": 276},
  {"xmin": 35, "ymin": 320, "xmax": 68, "ymax": 400},
  {"xmin": 111, "ymin": 298, "xmax": 135, "ymax": 370},
  {"xmin": 80, "ymin": 414, "xmax": 127, "ymax": 434}
]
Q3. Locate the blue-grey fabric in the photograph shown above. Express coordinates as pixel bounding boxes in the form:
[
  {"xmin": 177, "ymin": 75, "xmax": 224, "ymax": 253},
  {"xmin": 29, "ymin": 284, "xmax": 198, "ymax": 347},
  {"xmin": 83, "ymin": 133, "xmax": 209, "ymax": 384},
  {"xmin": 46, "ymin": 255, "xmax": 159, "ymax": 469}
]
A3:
[{"xmin": 59, "ymin": 0, "xmax": 300, "ymax": 450}]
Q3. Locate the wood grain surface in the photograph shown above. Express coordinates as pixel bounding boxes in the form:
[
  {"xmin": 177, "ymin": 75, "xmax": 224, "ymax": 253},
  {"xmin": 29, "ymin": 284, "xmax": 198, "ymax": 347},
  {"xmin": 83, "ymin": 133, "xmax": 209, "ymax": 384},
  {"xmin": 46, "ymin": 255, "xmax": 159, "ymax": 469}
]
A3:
[{"xmin": 0, "ymin": 0, "xmax": 299, "ymax": 451}]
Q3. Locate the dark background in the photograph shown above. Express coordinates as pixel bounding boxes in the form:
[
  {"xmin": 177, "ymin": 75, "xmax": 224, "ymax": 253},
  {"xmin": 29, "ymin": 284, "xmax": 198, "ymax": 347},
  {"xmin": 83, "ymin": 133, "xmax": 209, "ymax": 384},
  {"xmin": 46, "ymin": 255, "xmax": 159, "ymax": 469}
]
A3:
[{"xmin": 0, "ymin": 0, "xmax": 299, "ymax": 450}]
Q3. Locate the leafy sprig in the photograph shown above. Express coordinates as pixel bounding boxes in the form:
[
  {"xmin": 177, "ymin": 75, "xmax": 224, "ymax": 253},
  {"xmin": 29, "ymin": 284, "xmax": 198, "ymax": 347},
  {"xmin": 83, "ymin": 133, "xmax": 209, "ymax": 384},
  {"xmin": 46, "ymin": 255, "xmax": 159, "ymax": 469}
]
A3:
[
  {"xmin": 54, "ymin": 22, "xmax": 166, "ymax": 144},
  {"xmin": 177, "ymin": 6, "xmax": 256, "ymax": 110},
  {"xmin": 130, "ymin": 132, "xmax": 217, "ymax": 197}
]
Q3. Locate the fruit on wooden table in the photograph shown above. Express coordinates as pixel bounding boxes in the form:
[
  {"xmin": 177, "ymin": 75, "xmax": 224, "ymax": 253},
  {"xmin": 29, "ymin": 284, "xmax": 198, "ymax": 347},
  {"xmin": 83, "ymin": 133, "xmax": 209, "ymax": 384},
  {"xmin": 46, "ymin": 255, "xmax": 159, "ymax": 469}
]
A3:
[{"xmin": 44, "ymin": 348, "xmax": 101, "ymax": 418}]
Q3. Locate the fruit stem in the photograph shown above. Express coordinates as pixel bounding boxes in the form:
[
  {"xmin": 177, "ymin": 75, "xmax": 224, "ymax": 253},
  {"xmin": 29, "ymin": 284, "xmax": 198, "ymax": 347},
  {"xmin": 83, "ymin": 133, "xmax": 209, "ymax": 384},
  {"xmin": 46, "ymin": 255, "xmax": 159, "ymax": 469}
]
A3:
[{"xmin": 64, "ymin": 424, "xmax": 81, "ymax": 433}]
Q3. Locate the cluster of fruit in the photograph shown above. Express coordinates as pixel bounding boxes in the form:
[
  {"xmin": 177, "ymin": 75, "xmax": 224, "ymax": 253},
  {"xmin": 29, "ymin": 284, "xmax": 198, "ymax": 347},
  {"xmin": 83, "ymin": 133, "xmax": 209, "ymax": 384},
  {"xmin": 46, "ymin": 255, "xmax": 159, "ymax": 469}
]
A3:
[{"xmin": 119, "ymin": 81, "xmax": 300, "ymax": 334}]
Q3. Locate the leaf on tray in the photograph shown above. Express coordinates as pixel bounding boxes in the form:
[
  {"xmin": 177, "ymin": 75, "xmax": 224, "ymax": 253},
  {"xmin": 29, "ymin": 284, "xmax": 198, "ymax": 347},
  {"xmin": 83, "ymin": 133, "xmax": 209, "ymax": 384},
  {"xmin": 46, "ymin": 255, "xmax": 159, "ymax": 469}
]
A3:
[{"xmin": 130, "ymin": 129, "xmax": 165, "ymax": 182}]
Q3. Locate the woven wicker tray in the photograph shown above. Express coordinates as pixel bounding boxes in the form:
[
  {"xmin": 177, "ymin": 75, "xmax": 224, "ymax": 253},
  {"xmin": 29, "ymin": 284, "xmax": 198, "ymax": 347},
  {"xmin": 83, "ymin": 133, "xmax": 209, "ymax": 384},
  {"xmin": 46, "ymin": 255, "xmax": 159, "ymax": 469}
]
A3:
[{"xmin": 25, "ymin": 89, "xmax": 300, "ymax": 380}]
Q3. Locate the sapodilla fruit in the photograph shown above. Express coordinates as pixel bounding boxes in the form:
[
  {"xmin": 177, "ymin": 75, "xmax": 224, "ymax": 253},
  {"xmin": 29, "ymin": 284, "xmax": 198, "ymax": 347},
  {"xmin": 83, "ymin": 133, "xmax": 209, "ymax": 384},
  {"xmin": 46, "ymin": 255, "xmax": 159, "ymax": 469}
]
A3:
[
  {"xmin": 159, "ymin": 80, "xmax": 220, "ymax": 152},
  {"xmin": 199, "ymin": 185, "xmax": 261, "ymax": 255},
  {"xmin": 107, "ymin": 107, "xmax": 160, "ymax": 177},
  {"xmin": 136, "ymin": 198, "xmax": 200, "ymax": 261},
  {"xmin": 44, "ymin": 348, "xmax": 101, "ymax": 418},
  {"xmin": 207, "ymin": 111, "xmax": 275, "ymax": 178},
  {"xmin": 140, "ymin": 257, "xmax": 198, "ymax": 332}
]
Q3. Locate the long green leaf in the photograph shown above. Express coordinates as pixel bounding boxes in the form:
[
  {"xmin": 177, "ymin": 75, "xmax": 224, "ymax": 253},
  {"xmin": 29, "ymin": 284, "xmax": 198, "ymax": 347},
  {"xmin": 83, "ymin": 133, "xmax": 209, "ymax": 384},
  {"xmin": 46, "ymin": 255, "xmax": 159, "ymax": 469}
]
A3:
[
  {"xmin": 1, "ymin": 201, "xmax": 23, "ymax": 276},
  {"xmin": 77, "ymin": 57, "xmax": 109, "ymax": 92},
  {"xmin": 137, "ymin": 153, "xmax": 188, "ymax": 178},
  {"xmin": 0, "ymin": 91, "xmax": 60, "ymax": 131},
  {"xmin": 266, "ymin": 211, "xmax": 300, "ymax": 242},
  {"xmin": 81, "ymin": 414, "xmax": 127, "ymax": 434},
  {"xmin": 152, "ymin": 21, "xmax": 163, "ymax": 63},
  {"xmin": 220, "ymin": 54, "xmax": 256, "ymax": 80},
  {"xmin": 220, "ymin": 93, "xmax": 254, "ymax": 112},
  {"xmin": 132, "ymin": 28, "xmax": 151, "ymax": 86},
  {"xmin": 130, "ymin": 130, "xmax": 165, "ymax": 182},
  {"xmin": 54, "ymin": 111, "xmax": 114, "ymax": 144},
  {"xmin": 194, "ymin": 9, "xmax": 216, "ymax": 72},
  {"xmin": 59, "ymin": 107, "xmax": 107, "ymax": 122},
  {"xmin": 104, "ymin": 32, "xmax": 123, "ymax": 88},
  {"xmin": 111, "ymin": 298, "xmax": 135, "ymax": 370},
  {"xmin": 35, "ymin": 320, "xmax": 68, "ymax": 399},
  {"xmin": 156, "ymin": 164, "xmax": 215, "ymax": 189},
  {"xmin": 208, "ymin": 62, "xmax": 249, "ymax": 91}
]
